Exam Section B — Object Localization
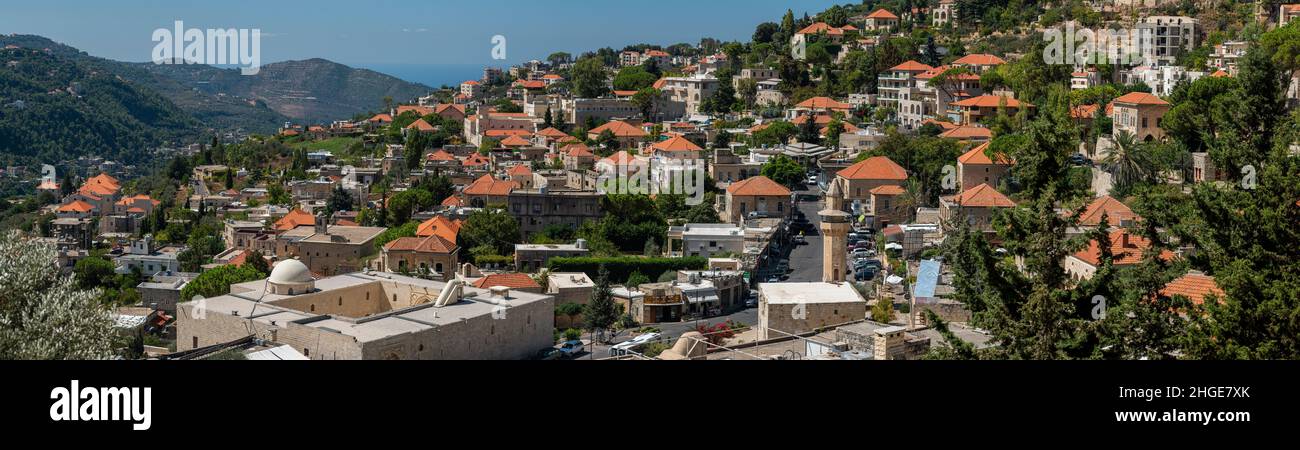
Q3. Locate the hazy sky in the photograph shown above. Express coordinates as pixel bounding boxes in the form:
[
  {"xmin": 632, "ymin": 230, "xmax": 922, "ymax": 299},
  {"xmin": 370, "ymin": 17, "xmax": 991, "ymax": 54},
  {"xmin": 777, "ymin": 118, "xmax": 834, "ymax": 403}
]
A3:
[{"xmin": 0, "ymin": 0, "xmax": 844, "ymax": 66}]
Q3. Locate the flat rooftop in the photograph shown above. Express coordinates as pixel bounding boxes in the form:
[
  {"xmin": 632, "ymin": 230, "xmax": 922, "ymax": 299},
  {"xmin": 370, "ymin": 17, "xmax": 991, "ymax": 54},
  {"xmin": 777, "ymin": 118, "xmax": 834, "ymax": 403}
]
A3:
[
  {"xmin": 759, "ymin": 282, "xmax": 865, "ymax": 305},
  {"xmin": 280, "ymin": 225, "xmax": 386, "ymax": 244},
  {"xmin": 184, "ymin": 272, "xmax": 552, "ymax": 344}
]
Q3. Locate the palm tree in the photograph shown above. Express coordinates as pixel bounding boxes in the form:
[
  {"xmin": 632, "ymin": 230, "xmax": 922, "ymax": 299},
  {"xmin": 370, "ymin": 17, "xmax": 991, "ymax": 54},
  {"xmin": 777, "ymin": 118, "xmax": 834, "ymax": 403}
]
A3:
[{"xmin": 1103, "ymin": 130, "xmax": 1155, "ymax": 193}]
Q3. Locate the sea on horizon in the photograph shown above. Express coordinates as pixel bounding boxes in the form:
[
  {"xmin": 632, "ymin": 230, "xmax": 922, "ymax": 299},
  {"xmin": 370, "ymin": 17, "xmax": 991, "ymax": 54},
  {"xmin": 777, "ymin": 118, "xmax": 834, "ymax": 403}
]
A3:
[{"xmin": 358, "ymin": 63, "xmax": 498, "ymax": 90}]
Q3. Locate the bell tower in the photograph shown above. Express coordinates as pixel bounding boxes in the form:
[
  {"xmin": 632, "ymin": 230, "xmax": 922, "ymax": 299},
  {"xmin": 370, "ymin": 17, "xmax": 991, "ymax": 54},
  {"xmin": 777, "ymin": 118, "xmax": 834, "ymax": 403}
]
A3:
[{"xmin": 819, "ymin": 178, "xmax": 851, "ymax": 283}]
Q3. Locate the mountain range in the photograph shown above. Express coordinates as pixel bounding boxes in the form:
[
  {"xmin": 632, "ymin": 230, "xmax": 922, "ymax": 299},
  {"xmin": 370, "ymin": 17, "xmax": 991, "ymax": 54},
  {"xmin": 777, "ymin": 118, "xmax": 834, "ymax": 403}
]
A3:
[{"xmin": 0, "ymin": 34, "xmax": 432, "ymax": 164}]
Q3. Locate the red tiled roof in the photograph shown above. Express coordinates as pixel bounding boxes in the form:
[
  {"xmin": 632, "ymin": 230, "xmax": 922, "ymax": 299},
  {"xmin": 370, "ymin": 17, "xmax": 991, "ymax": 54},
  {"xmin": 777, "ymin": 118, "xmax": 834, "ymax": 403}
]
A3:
[
  {"xmin": 396, "ymin": 105, "xmax": 435, "ymax": 116},
  {"xmin": 1078, "ymin": 196, "xmax": 1140, "ymax": 227},
  {"xmin": 472, "ymin": 273, "xmax": 541, "ymax": 289},
  {"xmin": 599, "ymin": 150, "xmax": 641, "ymax": 167},
  {"xmin": 796, "ymin": 22, "xmax": 847, "ymax": 36},
  {"xmin": 957, "ymin": 142, "xmax": 1011, "ymax": 165},
  {"xmin": 956, "ymin": 183, "xmax": 1015, "ymax": 208},
  {"xmin": 442, "ymin": 195, "xmax": 465, "ymax": 207},
  {"xmin": 726, "ymin": 176, "xmax": 791, "ymax": 197},
  {"xmin": 484, "ymin": 129, "xmax": 533, "ymax": 138},
  {"xmin": 589, "ymin": 120, "xmax": 648, "ymax": 138},
  {"xmin": 463, "ymin": 153, "xmax": 491, "ymax": 167},
  {"xmin": 275, "ymin": 209, "xmax": 315, "ymax": 231},
  {"xmin": 870, "ymin": 185, "xmax": 906, "ymax": 196},
  {"xmin": 795, "ymin": 96, "xmax": 851, "ymax": 110},
  {"xmin": 426, "ymin": 149, "xmax": 456, "ymax": 162},
  {"xmin": 888, "ymin": 60, "xmax": 934, "ymax": 72},
  {"xmin": 385, "ymin": 235, "xmax": 457, "ymax": 254},
  {"xmin": 463, "ymin": 174, "xmax": 515, "ymax": 196},
  {"xmin": 650, "ymin": 135, "xmax": 703, "ymax": 153},
  {"xmin": 416, "ymin": 216, "xmax": 462, "ymax": 242},
  {"xmin": 837, "ymin": 156, "xmax": 908, "ymax": 181},
  {"xmin": 499, "ymin": 135, "xmax": 532, "ymax": 147},
  {"xmin": 57, "ymin": 200, "xmax": 95, "ymax": 213},
  {"xmin": 506, "ymin": 164, "xmax": 533, "ymax": 176},
  {"xmin": 1113, "ymin": 92, "xmax": 1169, "ymax": 106},
  {"xmin": 952, "ymin": 53, "xmax": 1006, "ymax": 66},
  {"xmin": 563, "ymin": 143, "xmax": 594, "ymax": 157},
  {"xmin": 1073, "ymin": 230, "xmax": 1175, "ymax": 266},
  {"xmin": 1071, "ymin": 104, "xmax": 1099, "ymax": 119},
  {"xmin": 952, "ymin": 94, "xmax": 1030, "ymax": 108},
  {"xmin": 406, "ymin": 119, "xmax": 436, "ymax": 132},
  {"xmin": 1161, "ymin": 273, "xmax": 1225, "ymax": 306},
  {"xmin": 537, "ymin": 127, "xmax": 569, "ymax": 139},
  {"xmin": 369, "ymin": 113, "xmax": 393, "ymax": 123},
  {"xmin": 865, "ymin": 8, "xmax": 899, "ymax": 20},
  {"xmin": 940, "ymin": 125, "xmax": 993, "ymax": 140}
]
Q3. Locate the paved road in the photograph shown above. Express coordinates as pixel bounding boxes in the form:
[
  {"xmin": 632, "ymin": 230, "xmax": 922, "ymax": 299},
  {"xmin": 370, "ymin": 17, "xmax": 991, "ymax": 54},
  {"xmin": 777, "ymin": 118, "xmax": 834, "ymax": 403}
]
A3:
[{"xmin": 786, "ymin": 187, "xmax": 826, "ymax": 283}]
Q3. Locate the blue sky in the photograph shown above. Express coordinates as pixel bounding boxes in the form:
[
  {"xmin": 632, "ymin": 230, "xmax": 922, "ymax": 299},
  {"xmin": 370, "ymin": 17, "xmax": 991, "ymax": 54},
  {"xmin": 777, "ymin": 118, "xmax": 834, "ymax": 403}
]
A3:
[{"xmin": 0, "ymin": 0, "xmax": 844, "ymax": 67}]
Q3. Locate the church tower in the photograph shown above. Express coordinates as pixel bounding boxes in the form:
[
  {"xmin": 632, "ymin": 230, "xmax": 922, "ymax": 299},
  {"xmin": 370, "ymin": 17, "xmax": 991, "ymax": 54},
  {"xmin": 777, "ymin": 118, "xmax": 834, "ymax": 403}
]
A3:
[{"xmin": 820, "ymin": 178, "xmax": 851, "ymax": 283}]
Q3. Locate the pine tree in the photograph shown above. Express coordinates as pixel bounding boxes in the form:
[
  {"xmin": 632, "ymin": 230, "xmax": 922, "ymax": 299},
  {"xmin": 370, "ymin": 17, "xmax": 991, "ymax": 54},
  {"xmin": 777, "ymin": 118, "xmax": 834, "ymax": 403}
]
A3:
[{"xmin": 583, "ymin": 265, "xmax": 618, "ymax": 343}]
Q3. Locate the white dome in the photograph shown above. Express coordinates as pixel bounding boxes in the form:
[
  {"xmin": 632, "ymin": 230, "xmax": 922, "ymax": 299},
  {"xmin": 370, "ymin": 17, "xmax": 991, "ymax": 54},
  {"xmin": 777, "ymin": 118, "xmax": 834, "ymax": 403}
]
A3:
[{"xmin": 269, "ymin": 259, "xmax": 313, "ymax": 284}]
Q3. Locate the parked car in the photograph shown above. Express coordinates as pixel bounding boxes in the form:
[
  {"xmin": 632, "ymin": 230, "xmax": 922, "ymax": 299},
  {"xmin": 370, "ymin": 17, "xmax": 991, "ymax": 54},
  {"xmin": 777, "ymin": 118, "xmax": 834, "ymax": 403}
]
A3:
[
  {"xmin": 536, "ymin": 348, "xmax": 562, "ymax": 360},
  {"xmin": 1069, "ymin": 153, "xmax": 1090, "ymax": 165},
  {"xmin": 807, "ymin": 176, "xmax": 819, "ymax": 185},
  {"xmin": 745, "ymin": 298, "xmax": 758, "ymax": 308},
  {"xmin": 851, "ymin": 248, "xmax": 873, "ymax": 258},
  {"xmin": 558, "ymin": 340, "xmax": 585, "ymax": 358}
]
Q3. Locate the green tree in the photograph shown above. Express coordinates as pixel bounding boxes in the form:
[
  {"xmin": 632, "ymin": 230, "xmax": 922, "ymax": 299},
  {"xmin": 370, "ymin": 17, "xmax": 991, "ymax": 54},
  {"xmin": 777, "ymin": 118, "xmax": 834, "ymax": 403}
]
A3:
[
  {"xmin": 761, "ymin": 154, "xmax": 804, "ymax": 188},
  {"xmin": 0, "ymin": 232, "xmax": 116, "ymax": 359},
  {"xmin": 571, "ymin": 57, "xmax": 610, "ymax": 98},
  {"xmin": 178, "ymin": 264, "xmax": 265, "ymax": 302},
  {"xmin": 457, "ymin": 207, "xmax": 521, "ymax": 257},
  {"xmin": 583, "ymin": 265, "xmax": 618, "ymax": 342}
]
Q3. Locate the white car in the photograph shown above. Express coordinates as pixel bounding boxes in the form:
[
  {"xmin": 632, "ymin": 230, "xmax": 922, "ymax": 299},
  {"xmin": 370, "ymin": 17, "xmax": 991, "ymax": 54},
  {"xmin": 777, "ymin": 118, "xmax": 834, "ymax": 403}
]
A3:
[{"xmin": 558, "ymin": 340, "xmax": 585, "ymax": 358}]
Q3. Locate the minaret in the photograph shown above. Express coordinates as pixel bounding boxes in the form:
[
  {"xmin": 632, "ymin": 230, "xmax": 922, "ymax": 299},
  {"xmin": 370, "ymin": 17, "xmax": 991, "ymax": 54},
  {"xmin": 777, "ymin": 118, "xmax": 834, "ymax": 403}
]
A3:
[{"xmin": 820, "ymin": 178, "xmax": 851, "ymax": 283}]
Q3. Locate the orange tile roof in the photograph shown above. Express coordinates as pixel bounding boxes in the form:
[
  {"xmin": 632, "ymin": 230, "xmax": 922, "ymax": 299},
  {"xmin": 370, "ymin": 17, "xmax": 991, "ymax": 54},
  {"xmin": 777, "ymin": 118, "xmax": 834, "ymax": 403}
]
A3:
[
  {"xmin": 57, "ymin": 200, "xmax": 95, "ymax": 213},
  {"xmin": 86, "ymin": 173, "xmax": 120, "ymax": 189},
  {"xmin": 888, "ymin": 60, "xmax": 933, "ymax": 72},
  {"xmin": 956, "ymin": 183, "xmax": 1015, "ymax": 208},
  {"xmin": 406, "ymin": 118, "xmax": 436, "ymax": 132},
  {"xmin": 506, "ymin": 164, "xmax": 533, "ymax": 176},
  {"xmin": 650, "ymin": 135, "xmax": 703, "ymax": 153},
  {"xmin": 952, "ymin": 94, "xmax": 1030, "ymax": 108},
  {"xmin": 1113, "ymin": 92, "xmax": 1169, "ymax": 106},
  {"xmin": 1078, "ymin": 196, "xmax": 1140, "ymax": 227},
  {"xmin": 563, "ymin": 143, "xmax": 594, "ymax": 157},
  {"xmin": 396, "ymin": 105, "xmax": 435, "ymax": 116},
  {"xmin": 416, "ymin": 216, "xmax": 462, "ymax": 242},
  {"xmin": 385, "ymin": 235, "xmax": 457, "ymax": 254},
  {"xmin": 463, "ymin": 153, "xmax": 491, "ymax": 167},
  {"xmin": 1209, "ymin": 69, "xmax": 1230, "ymax": 78},
  {"xmin": 792, "ymin": 113, "xmax": 833, "ymax": 126},
  {"xmin": 870, "ymin": 184, "xmax": 906, "ymax": 196},
  {"xmin": 1161, "ymin": 273, "xmax": 1225, "ymax": 306},
  {"xmin": 940, "ymin": 125, "xmax": 993, "ymax": 140},
  {"xmin": 726, "ymin": 176, "xmax": 791, "ymax": 197},
  {"xmin": 472, "ymin": 273, "xmax": 541, "ymax": 290},
  {"xmin": 957, "ymin": 142, "xmax": 1011, "ymax": 165},
  {"xmin": 426, "ymin": 149, "xmax": 456, "ymax": 162},
  {"xmin": 463, "ymin": 174, "xmax": 516, "ymax": 196},
  {"xmin": 275, "ymin": 209, "xmax": 316, "ymax": 231},
  {"xmin": 796, "ymin": 22, "xmax": 846, "ymax": 36},
  {"xmin": 435, "ymin": 103, "xmax": 466, "ymax": 115},
  {"xmin": 499, "ymin": 135, "xmax": 532, "ymax": 147},
  {"xmin": 837, "ymin": 156, "xmax": 908, "ymax": 181},
  {"xmin": 599, "ymin": 150, "xmax": 641, "ymax": 167},
  {"xmin": 922, "ymin": 118, "xmax": 959, "ymax": 130},
  {"xmin": 865, "ymin": 8, "xmax": 899, "ymax": 20},
  {"xmin": 37, "ymin": 180, "xmax": 59, "ymax": 190},
  {"xmin": 589, "ymin": 120, "xmax": 648, "ymax": 138},
  {"xmin": 537, "ymin": 127, "xmax": 569, "ymax": 138},
  {"xmin": 612, "ymin": 90, "xmax": 638, "ymax": 97},
  {"xmin": 821, "ymin": 122, "xmax": 860, "ymax": 135},
  {"xmin": 952, "ymin": 53, "xmax": 1006, "ymax": 66},
  {"xmin": 1071, "ymin": 104, "xmax": 1099, "ymax": 119},
  {"xmin": 795, "ymin": 96, "xmax": 851, "ymax": 110},
  {"xmin": 442, "ymin": 195, "xmax": 465, "ymax": 207},
  {"xmin": 1073, "ymin": 230, "xmax": 1175, "ymax": 266},
  {"xmin": 369, "ymin": 113, "xmax": 393, "ymax": 123}
]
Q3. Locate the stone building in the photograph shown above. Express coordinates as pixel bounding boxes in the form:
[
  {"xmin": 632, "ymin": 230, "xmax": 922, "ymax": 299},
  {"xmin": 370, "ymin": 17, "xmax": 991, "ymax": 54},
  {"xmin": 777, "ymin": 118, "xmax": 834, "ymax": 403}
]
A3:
[
  {"xmin": 175, "ymin": 263, "xmax": 555, "ymax": 360},
  {"xmin": 757, "ymin": 282, "xmax": 867, "ymax": 340}
]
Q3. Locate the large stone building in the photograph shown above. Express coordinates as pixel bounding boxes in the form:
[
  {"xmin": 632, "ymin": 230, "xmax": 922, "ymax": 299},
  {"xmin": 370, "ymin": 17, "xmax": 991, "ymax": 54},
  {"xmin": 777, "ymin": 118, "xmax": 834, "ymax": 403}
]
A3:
[
  {"xmin": 723, "ymin": 176, "xmax": 792, "ymax": 224},
  {"xmin": 756, "ymin": 282, "xmax": 867, "ymax": 340},
  {"xmin": 176, "ymin": 262, "xmax": 555, "ymax": 360},
  {"xmin": 507, "ymin": 188, "xmax": 604, "ymax": 238},
  {"xmin": 275, "ymin": 222, "xmax": 386, "ymax": 277},
  {"xmin": 1111, "ymin": 92, "xmax": 1170, "ymax": 141}
]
